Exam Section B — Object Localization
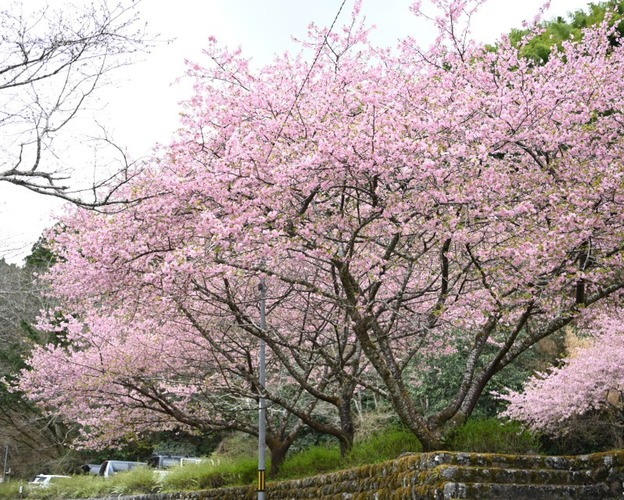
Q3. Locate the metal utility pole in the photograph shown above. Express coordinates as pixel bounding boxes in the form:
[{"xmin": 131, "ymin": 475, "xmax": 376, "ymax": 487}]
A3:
[{"xmin": 258, "ymin": 279, "xmax": 267, "ymax": 500}]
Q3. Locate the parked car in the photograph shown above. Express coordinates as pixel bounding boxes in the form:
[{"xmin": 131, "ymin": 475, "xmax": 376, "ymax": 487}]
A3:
[
  {"xmin": 28, "ymin": 474, "xmax": 71, "ymax": 487},
  {"xmin": 98, "ymin": 460, "xmax": 147, "ymax": 477}
]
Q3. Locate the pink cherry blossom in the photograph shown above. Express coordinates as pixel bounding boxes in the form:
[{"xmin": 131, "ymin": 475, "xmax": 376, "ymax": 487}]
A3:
[
  {"xmin": 502, "ymin": 313, "xmax": 624, "ymax": 435},
  {"xmin": 15, "ymin": 1, "xmax": 624, "ymax": 452}
]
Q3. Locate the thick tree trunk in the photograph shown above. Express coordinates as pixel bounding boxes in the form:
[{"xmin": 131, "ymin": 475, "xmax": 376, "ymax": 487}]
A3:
[
  {"xmin": 268, "ymin": 440, "xmax": 290, "ymax": 479},
  {"xmin": 353, "ymin": 320, "xmax": 445, "ymax": 450},
  {"xmin": 338, "ymin": 386, "xmax": 356, "ymax": 457},
  {"xmin": 266, "ymin": 423, "xmax": 302, "ymax": 479}
]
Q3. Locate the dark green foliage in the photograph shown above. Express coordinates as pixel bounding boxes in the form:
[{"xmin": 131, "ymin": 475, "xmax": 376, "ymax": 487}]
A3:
[
  {"xmin": 78, "ymin": 427, "xmax": 223, "ymax": 469},
  {"xmin": 83, "ymin": 439, "xmax": 153, "ymax": 465},
  {"xmin": 24, "ymin": 238, "xmax": 56, "ymax": 270},
  {"xmin": 408, "ymin": 335, "xmax": 551, "ymax": 420},
  {"xmin": 152, "ymin": 431, "xmax": 224, "ymax": 457},
  {"xmin": 0, "ymin": 251, "xmax": 75, "ymax": 479},
  {"xmin": 447, "ymin": 418, "xmax": 542, "ymax": 454},
  {"xmin": 288, "ymin": 419, "xmax": 337, "ymax": 455},
  {"xmin": 508, "ymin": 1, "xmax": 624, "ymax": 63}
]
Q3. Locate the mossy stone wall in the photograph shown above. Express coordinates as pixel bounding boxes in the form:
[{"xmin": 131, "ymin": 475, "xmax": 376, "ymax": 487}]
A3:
[{"xmin": 82, "ymin": 450, "xmax": 624, "ymax": 499}]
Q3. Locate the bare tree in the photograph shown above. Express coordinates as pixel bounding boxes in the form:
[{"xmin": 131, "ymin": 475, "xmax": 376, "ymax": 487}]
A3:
[
  {"xmin": 0, "ymin": 0, "xmax": 149, "ymax": 207},
  {"xmin": 0, "ymin": 253, "xmax": 74, "ymax": 478}
]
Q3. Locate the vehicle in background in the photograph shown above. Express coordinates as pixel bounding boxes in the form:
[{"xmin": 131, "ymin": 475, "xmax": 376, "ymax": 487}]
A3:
[
  {"xmin": 98, "ymin": 460, "xmax": 147, "ymax": 477},
  {"xmin": 28, "ymin": 474, "xmax": 71, "ymax": 487},
  {"xmin": 181, "ymin": 457, "xmax": 206, "ymax": 466},
  {"xmin": 147, "ymin": 454, "xmax": 205, "ymax": 469},
  {"xmin": 80, "ymin": 463, "xmax": 101, "ymax": 475},
  {"xmin": 146, "ymin": 454, "xmax": 184, "ymax": 469}
]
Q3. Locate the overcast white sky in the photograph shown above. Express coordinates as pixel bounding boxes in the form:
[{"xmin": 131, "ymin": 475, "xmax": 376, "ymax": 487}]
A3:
[{"xmin": 0, "ymin": 0, "xmax": 594, "ymax": 264}]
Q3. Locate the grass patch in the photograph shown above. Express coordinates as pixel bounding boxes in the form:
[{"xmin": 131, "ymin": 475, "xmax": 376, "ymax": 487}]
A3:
[
  {"xmin": 0, "ymin": 481, "xmax": 27, "ymax": 499},
  {"xmin": 108, "ymin": 466, "xmax": 160, "ymax": 495},
  {"xmin": 278, "ymin": 426, "xmax": 422, "ymax": 480},
  {"xmin": 348, "ymin": 426, "xmax": 423, "ymax": 464},
  {"xmin": 0, "ymin": 476, "xmax": 89, "ymax": 500},
  {"xmin": 447, "ymin": 418, "xmax": 542, "ymax": 454},
  {"xmin": 4, "ymin": 423, "xmax": 542, "ymax": 498},
  {"xmin": 278, "ymin": 444, "xmax": 342, "ymax": 479},
  {"xmin": 41, "ymin": 475, "xmax": 109, "ymax": 499},
  {"xmin": 4, "ymin": 469, "xmax": 158, "ymax": 499},
  {"xmin": 161, "ymin": 456, "xmax": 258, "ymax": 491}
]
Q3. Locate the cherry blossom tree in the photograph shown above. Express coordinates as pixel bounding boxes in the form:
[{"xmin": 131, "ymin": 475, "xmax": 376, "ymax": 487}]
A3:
[
  {"xmin": 17, "ymin": 0, "xmax": 624, "ymax": 456},
  {"xmin": 20, "ymin": 210, "xmax": 368, "ymax": 474},
  {"xmin": 20, "ymin": 287, "xmax": 362, "ymax": 475},
  {"xmin": 0, "ymin": 255, "xmax": 69, "ymax": 477},
  {"xmin": 501, "ymin": 314, "xmax": 624, "ymax": 440}
]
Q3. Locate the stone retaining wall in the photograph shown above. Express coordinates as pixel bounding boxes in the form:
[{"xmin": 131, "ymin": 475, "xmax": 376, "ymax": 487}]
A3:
[{"xmin": 81, "ymin": 450, "xmax": 624, "ymax": 499}]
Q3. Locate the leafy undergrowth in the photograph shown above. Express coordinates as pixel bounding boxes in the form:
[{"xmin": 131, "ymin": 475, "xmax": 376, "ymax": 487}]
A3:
[{"xmin": 0, "ymin": 422, "xmax": 542, "ymax": 498}]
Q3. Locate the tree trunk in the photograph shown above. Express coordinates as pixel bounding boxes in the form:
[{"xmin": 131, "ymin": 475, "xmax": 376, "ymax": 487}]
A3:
[
  {"xmin": 268, "ymin": 441, "xmax": 290, "ymax": 479},
  {"xmin": 266, "ymin": 429, "xmax": 299, "ymax": 478},
  {"xmin": 338, "ymin": 389, "xmax": 355, "ymax": 457},
  {"xmin": 338, "ymin": 428, "xmax": 354, "ymax": 457}
]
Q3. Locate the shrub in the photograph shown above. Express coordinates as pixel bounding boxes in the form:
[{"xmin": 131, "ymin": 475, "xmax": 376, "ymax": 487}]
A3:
[{"xmin": 540, "ymin": 407, "xmax": 624, "ymax": 455}]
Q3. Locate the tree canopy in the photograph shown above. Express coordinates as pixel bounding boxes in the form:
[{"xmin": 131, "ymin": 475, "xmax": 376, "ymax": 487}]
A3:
[{"xmin": 14, "ymin": 0, "xmax": 624, "ymax": 469}]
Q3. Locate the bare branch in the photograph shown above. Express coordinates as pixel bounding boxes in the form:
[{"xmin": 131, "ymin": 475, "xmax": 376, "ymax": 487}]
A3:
[{"xmin": 0, "ymin": 0, "xmax": 152, "ymax": 207}]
